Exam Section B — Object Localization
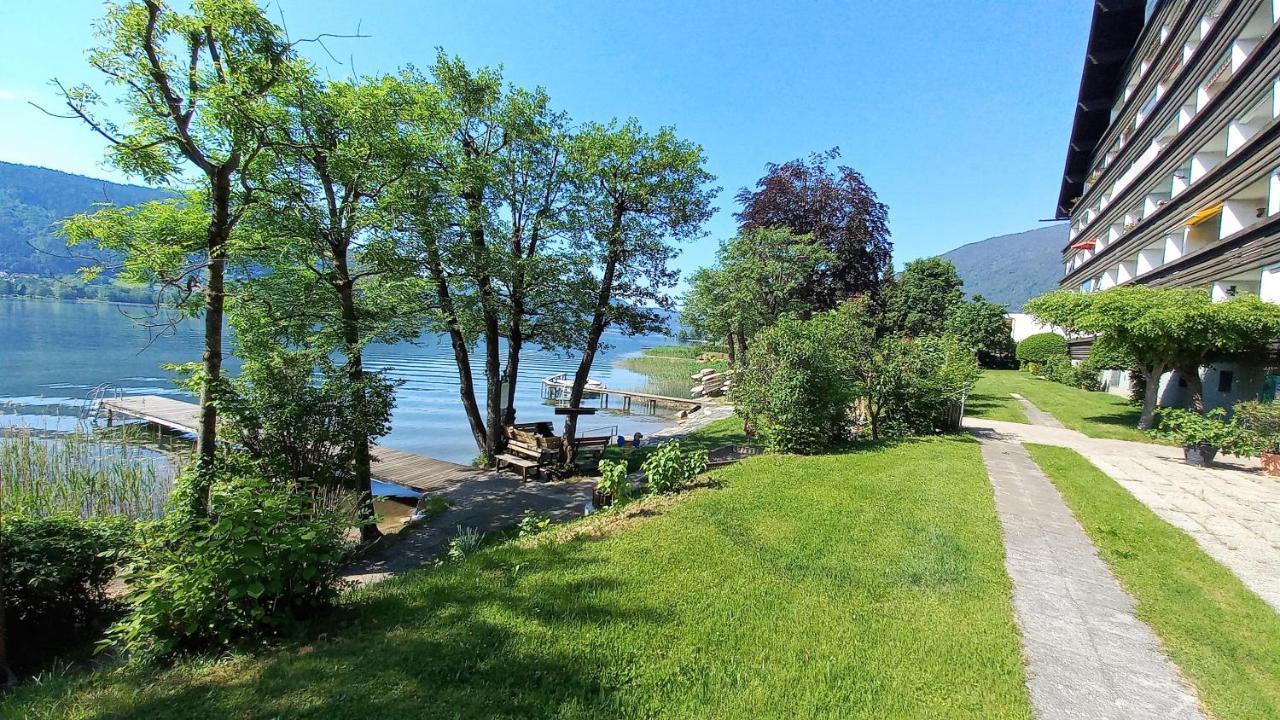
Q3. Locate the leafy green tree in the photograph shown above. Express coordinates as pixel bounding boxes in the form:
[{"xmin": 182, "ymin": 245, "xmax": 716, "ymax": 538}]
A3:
[
  {"xmin": 945, "ymin": 294, "xmax": 1015, "ymax": 367},
  {"xmin": 231, "ymin": 73, "xmax": 432, "ymax": 539},
  {"xmin": 886, "ymin": 257, "xmax": 963, "ymax": 338},
  {"xmin": 52, "ymin": 0, "xmax": 298, "ymax": 506},
  {"xmin": 850, "ymin": 333, "xmax": 978, "ymax": 440},
  {"xmin": 1014, "ymin": 332, "xmax": 1068, "ymax": 367},
  {"xmin": 1026, "ymin": 287, "xmax": 1280, "ymax": 428},
  {"xmin": 559, "ymin": 120, "xmax": 717, "ymax": 461},
  {"xmin": 680, "ymin": 267, "xmax": 734, "ymax": 362},
  {"xmin": 391, "ymin": 57, "xmax": 593, "ymax": 465}
]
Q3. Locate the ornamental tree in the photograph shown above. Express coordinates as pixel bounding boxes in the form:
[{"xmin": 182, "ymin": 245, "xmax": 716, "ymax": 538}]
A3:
[
  {"xmin": 735, "ymin": 148, "xmax": 891, "ymax": 308},
  {"xmin": 1025, "ymin": 286, "xmax": 1280, "ymax": 428}
]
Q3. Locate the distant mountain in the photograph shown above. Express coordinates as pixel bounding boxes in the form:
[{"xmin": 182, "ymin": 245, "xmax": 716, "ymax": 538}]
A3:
[
  {"xmin": 940, "ymin": 224, "xmax": 1068, "ymax": 311},
  {"xmin": 0, "ymin": 161, "xmax": 168, "ymax": 276}
]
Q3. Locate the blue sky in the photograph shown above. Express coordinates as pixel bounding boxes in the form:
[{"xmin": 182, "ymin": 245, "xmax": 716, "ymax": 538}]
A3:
[{"xmin": 0, "ymin": 1, "xmax": 1088, "ymax": 273}]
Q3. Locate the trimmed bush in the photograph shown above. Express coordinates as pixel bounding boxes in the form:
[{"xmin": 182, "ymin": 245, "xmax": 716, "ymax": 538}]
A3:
[
  {"xmin": 2, "ymin": 513, "xmax": 131, "ymax": 671},
  {"xmin": 105, "ymin": 470, "xmax": 353, "ymax": 660},
  {"xmin": 1016, "ymin": 332, "xmax": 1067, "ymax": 368},
  {"xmin": 734, "ymin": 312, "xmax": 861, "ymax": 453}
]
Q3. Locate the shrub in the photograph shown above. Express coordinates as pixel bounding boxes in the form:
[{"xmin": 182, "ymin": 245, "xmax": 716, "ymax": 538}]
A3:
[
  {"xmin": 105, "ymin": 470, "xmax": 352, "ymax": 659},
  {"xmin": 641, "ymin": 441, "xmax": 708, "ymax": 493},
  {"xmin": 1232, "ymin": 401, "xmax": 1280, "ymax": 453},
  {"xmin": 857, "ymin": 335, "xmax": 980, "ymax": 439},
  {"xmin": 597, "ymin": 459, "xmax": 631, "ymax": 504},
  {"xmin": 1016, "ymin": 332, "xmax": 1067, "ymax": 368},
  {"xmin": 734, "ymin": 311, "xmax": 864, "ymax": 453},
  {"xmin": 2, "ymin": 513, "xmax": 131, "ymax": 670},
  {"xmin": 1152, "ymin": 408, "xmax": 1256, "ymax": 456}
]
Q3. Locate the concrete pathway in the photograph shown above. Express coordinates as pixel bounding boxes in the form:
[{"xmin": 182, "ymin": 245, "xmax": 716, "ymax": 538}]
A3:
[
  {"xmin": 344, "ymin": 404, "xmax": 733, "ymax": 586},
  {"xmin": 344, "ymin": 473, "xmax": 593, "ymax": 585},
  {"xmin": 965, "ymin": 416, "xmax": 1280, "ymax": 612},
  {"xmin": 979, "ymin": 436, "xmax": 1206, "ymax": 720},
  {"xmin": 1011, "ymin": 392, "xmax": 1065, "ymax": 428}
]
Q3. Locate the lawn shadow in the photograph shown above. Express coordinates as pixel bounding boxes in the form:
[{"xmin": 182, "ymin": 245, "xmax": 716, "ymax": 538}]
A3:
[
  {"xmin": 1081, "ymin": 409, "xmax": 1144, "ymax": 429},
  {"xmin": 65, "ymin": 540, "xmax": 673, "ymax": 719},
  {"xmin": 963, "ymin": 390, "xmax": 1014, "ymax": 417}
]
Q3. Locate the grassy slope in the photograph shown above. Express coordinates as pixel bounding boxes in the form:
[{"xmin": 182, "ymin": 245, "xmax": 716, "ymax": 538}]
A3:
[
  {"xmin": 1027, "ymin": 444, "xmax": 1280, "ymax": 720},
  {"xmin": 967, "ymin": 372, "xmax": 1029, "ymax": 423},
  {"xmin": 617, "ymin": 345, "xmax": 728, "ymax": 398},
  {"xmin": 7, "ymin": 435, "xmax": 1032, "ymax": 720},
  {"xmin": 968, "ymin": 369, "xmax": 1154, "ymax": 442}
]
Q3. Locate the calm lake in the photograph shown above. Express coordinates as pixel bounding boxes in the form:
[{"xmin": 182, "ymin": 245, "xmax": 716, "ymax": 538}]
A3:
[{"xmin": 0, "ymin": 298, "xmax": 682, "ymax": 466}]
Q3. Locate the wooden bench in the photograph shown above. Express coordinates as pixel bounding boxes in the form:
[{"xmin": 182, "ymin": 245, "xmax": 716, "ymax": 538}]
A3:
[
  {"xmin": 503, "ymin": 438, "xmax": 557, "ymax": 480},
  {"xmin": 496, "ymin": 452, "xmax": 540, "ymax": 480}
]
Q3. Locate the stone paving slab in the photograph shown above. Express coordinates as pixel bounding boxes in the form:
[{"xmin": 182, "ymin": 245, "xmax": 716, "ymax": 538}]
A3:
[
  {"xmin": 978, "ymin": 437, "xmax": 1206, "ymax": 720},
  {"xmin": 1011, "ymin": 393, "xmax": 1066, "ymax": 428},
  {"xmin": 965, "ymin": 416, "xmax": 1280, "ymax": 612}
]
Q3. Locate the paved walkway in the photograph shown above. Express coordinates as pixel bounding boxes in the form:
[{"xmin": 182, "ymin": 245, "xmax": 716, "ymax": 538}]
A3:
[
  {"xmin": 965, "ymin": 416, "xmax": 1280, "ymax": 612},
  {"xmin": 1011, "ymin": 392, "xmax": 1065, "ymax": 428},
  {"xmin": 344, "ymin": 404, "xmax": 733, "ymax": 585},
  {"xmin": 979, "ymin": 437, "xmax": 1205, "ymax": 720},
  {"xmin": 344, "ymin": 473, "xmax": 593, "ymax": 585}
]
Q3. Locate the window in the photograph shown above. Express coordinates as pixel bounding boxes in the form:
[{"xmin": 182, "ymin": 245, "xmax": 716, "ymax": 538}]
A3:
[{"xmin": 1218, "ymin": 370, "xmax": 1234, "ymax": 393}]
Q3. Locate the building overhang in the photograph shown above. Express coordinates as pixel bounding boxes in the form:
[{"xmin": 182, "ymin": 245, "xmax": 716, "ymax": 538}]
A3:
[{"xmin": 1055, "ymin": 0, "xmax": 1149, "ymax": 220}]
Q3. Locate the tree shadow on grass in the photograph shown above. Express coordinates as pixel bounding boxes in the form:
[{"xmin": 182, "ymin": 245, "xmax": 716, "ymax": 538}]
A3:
[
  {"xmin": 1081, "ymin": 410, "xmax": 1144, "ymax": 430},
  {"xmin": 63, "ymin": 541, "xmax": 672, "ymax": 720}
]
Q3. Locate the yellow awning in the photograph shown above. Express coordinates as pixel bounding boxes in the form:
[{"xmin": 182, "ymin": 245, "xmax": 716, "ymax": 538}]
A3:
[{"xmin": 1187, "ymin": 203, "xmax": 1223, "ymax": 226}]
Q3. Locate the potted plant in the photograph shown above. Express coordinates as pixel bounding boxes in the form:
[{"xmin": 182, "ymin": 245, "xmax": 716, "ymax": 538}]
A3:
[
  {"xmin": 594, "ymin": 459, "xmax": 629, "ymax": 508},
  {"xmin": 1232, "ymin": 400, "xmax": 1280, "ymax": 475},
  {"xmin": 1152, "ymin": 407, "xmax": 1252, "ymax": 466}
]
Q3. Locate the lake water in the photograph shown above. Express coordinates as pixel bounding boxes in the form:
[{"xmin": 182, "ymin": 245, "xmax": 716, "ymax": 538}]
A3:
[{"xmin": 0, "ymin": 298, "xmax": 681, "ymax": 466}]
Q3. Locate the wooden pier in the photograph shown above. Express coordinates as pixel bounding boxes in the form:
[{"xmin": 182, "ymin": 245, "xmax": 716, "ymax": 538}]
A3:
[
  {"xmin": 540, "ymin": 373, "xmax": 702, "ymax": 413},
  {"xmin": 99, "ymin": 395, "xmax": 486, "ymax": 493}
]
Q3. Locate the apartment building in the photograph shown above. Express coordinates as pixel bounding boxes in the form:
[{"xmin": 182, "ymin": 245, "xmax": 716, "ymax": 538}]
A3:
[{"xmin": 1056, "ymin": 0, "xmax": 1280, "ymax": 407}]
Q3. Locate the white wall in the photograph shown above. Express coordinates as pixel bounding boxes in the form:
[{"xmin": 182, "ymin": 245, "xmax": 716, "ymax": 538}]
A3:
[{"xmin": 1008, "ymin": 313, "xmax": 1063, "ymax": 343}]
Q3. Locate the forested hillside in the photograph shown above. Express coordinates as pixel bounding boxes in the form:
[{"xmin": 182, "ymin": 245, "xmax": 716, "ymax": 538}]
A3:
[
  {"xmin": 0, "ymin": 161, "xmax": 167, "ymax": 275},
  {"xmin": 940, "ymin": 224, "xmax": 1067, "ymax": 310}
]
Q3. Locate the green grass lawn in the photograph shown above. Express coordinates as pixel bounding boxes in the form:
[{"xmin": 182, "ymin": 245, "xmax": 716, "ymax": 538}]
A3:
[
  {"xmin": 1026, "ymin": 444, "xmax": 1280, "ymax": 719},
  {"xmin": 6, "ymin": 435, "xmax": 1033, "ymax": 719},
  {"xmin": 617, "ymin": 345, "xmax": 727, "ymax": 398},
  {"xmin": 967, "ymin": 372, "xmax": 1029, "ymax": 423},
  {"xmin": 968, "ymin": 369, "xmax": 1155, "ymax": 442}
]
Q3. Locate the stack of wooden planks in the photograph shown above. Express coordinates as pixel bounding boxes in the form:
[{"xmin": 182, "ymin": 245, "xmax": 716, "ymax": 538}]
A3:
[{"xmin": 690, "ymin": 368, "xmax": 733, "ymax": 398}]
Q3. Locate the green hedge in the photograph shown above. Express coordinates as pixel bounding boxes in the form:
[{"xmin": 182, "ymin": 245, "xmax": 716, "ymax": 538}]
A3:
[
  {"xmin": 1015, "ymin": 332, "xmax": 1067, "ymax": 367},
  {"xmin": 2, "ymin": 513, "xmax": 131, "ymax": 671}
]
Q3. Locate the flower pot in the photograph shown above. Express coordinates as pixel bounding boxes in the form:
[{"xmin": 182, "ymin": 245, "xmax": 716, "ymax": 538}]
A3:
[
  {"xmin": 592, "ymin": 488, "xmax": 614, "ymax": 508},
  {"xmin": 1261, "ymin": 451, "xmax": 1280, "ymax": 476},
  {"xmin": 1183, "ymin": 443, "xmax": 1218, "ymax": 467}
]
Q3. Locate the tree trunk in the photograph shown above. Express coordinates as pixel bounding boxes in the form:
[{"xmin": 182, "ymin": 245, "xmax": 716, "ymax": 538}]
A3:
[
  {"xmin": 424, "ymin": 238, "xmax": 489, "ymax": 458},
  {"xmin": 562, "ymin": 206, "xmax": 624, "ymax": 467},
  {"xmin": 1178, "ymin": 365, "xmax": 1206, "ymax": 412},
  {"xmin": 191, "ymin": 172, "xmax": 231, "ymax": 514},
  {"xmin": 336, "ymin": 273, "xmax": 381, "ymax": 543},
  {"xmin": 735, "ymin": 328, "xmax": 749, "ymax": 367},
  {"xmin": 465, "ymin": 188, "xmax": 504, "ymax": 465},
  {"xmin": 1138, "ymin": 371, "xmax": 1162, "ymax": 430},
  {"xmin": 726, "ymin": 332, "xmax": 736, "ymax": 367},
  {"xmin": 502, "ymin": 330, "xmax": 522, "ymax": 427}
]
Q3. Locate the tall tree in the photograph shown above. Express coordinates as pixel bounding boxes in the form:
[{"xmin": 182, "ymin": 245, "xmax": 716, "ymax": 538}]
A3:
[
  {"xmin": 231, "ymin": 74, "xmax": 433, "ymax": 540},
  {"xmin": 735, "ymin": 148, "xmax": 891, "ymax": 308},
  {"xmin": 560, "ymin": 120, "xmax": 717, "ymax": 462},
  {"xmin": 393, "ymin": 58, "xmax": 589, "ymax": 465},
  {"xmin": 1026, "ymin": 287, "xmax": 1280, "ymax": 428},
  {"xmin": 887, "ymin": 257, "xmax": 964, "ymax": 338},
  {"xmin": 682, "ymin": 228, "xmax": 832, "ymax": 364},
  {"xmin": 945, "ymin": 294, "xmax": 1015, "ymax": 367},
  {"xmin": 52, "ymin": 0, "xmax": 296, "ymax": 508}
]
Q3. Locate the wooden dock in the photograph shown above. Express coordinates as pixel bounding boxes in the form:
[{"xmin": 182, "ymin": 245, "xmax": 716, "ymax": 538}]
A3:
[
  {"xmin": 99, "ymin": 395, "xmax": 485, "ymax": 493},
  {"xmin": 540, "ymin": 373, "xmax": 702, "ymax": 412}
]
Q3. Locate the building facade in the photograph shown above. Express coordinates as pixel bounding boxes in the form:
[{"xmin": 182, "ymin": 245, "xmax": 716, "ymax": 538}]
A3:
[{"xmin": 1056, "ymin": 0, "xmax": 1280, "ymax": 408}]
